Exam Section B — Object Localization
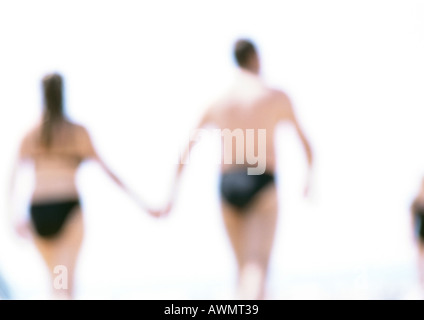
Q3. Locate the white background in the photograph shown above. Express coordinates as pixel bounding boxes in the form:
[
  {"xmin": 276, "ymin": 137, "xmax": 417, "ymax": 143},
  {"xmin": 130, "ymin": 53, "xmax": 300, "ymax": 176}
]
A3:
[{"xmin": 1, "ymin": 0, "xmax": 424, "ymax": 299}]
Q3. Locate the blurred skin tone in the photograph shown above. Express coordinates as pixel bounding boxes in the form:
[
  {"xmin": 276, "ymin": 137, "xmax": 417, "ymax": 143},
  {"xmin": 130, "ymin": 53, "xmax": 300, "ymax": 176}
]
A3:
[
  {"xmin": 411, "ymin": 177, "xmax": 424, "ymax": 290},
  {"xmin": 9, "ymin": 74, "xmax": 152, "ymax": 299},
  {"xmin": 163, "ymin": 45, "xmax": 313, "ymax": 299}
]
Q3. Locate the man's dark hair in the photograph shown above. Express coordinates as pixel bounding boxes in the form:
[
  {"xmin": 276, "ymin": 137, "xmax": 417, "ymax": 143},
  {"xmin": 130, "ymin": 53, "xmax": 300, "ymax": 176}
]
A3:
[{"xmin": 234, "ymin": 39, "xmax": 257, "ymax": 68}]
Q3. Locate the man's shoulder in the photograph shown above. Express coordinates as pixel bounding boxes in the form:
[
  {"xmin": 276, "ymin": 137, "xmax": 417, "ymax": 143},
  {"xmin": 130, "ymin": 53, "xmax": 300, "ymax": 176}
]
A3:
[{"xmin": 266, "ymin": 86, "xmax": 290, "ymax": 102}]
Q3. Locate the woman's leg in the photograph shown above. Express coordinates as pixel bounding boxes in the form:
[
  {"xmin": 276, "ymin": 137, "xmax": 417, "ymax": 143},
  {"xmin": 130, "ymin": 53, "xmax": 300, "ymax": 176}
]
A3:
[
  {"xmin": 418, "ymin": 242, "xmax": 424, "ymax": 291},
  {"xmin": 32, "ymin": 207, "xmax": 84, "ymax": 299},
  {"xmin": 221, "ymin": 185, "xmax": 279, "ymax": 300}
]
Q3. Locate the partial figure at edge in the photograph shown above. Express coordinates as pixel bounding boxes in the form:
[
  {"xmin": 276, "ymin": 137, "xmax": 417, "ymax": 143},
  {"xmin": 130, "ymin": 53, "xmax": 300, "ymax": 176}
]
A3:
[{"xmin": 410, "ymin": 177, "xmax": 424, "ymax": 292}]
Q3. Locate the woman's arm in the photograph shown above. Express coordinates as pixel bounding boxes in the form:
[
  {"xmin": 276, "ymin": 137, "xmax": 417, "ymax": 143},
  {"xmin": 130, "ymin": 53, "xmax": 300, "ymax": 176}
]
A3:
[
  {"xmin": 79, "ymin": 126, "xmax": 150, "ymax": 212},
  {"xmin": 8, "ymin": 134, "xmax": 32, "ymax": 238}
]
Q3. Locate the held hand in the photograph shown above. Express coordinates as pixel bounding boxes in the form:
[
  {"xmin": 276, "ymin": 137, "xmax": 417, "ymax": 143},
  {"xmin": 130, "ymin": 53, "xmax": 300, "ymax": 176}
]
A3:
[
  {"xmin": 155, "ymin": 184, "xmax": 178, "ymax": 218},
  {"xmin": 161, "ymin": 201, "xmax": 173, "ymax": 217},
  {"xmin": 303, "ymin": 171, "xmax": 312, "ymax": 199},
  {"xmin": 303, "ymin": 164, "xmax": 315, "ymax": 200},
  {"xmin": 146, "ymin": 177, "xmax": 179, "ymax": 218},
  {"xmin": 303, "ymin": 183, "xmax": 310, "ymax": 198},
  {"xmin": 127, "ymin": 190, "xmax": 153, "ymax": 215},
  {"xmin": 146, "ymin": 201, "xmax": 173, "ymax": 219},
  {"xmin": 134, "ymin": 198, "xmax": 165, "ymax": 218},
  {"xmin": 150, "ymin": 202, "xmax": 173, "ymax": 218},
  {"xmin": 148, "ymin": 208, "xmax": 164, "ymax": 218}
]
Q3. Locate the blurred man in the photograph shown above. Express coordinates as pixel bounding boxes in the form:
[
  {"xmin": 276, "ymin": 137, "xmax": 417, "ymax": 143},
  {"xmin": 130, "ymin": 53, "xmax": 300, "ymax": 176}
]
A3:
[{"xmin": 165, "ymin": 39, "xmax": 313, "ymax": 299}]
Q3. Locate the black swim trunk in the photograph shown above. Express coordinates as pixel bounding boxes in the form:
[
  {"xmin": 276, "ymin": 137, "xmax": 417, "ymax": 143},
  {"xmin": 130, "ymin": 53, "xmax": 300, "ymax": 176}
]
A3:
[{"xmin": 219, "ymin": 170, "xmax": 275, "ymax": 211}]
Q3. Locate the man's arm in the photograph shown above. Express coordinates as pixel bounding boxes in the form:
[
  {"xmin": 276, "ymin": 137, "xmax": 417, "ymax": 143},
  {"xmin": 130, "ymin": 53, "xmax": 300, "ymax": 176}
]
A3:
[
  {"xmin": 289, "ymin": 109, "xmax": 313, "ymax": 169},
  {"xmin": 278, "ymin": 93, "xmax": 314, "ymax": 195},
  {"xmin": 164, "ymin": 107, "xmax": 215, "ymax": 214}
]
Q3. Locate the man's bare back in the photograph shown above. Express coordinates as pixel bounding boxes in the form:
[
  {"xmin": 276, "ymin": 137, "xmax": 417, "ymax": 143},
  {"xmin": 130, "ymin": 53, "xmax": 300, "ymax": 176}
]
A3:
[{"xmin": 201, "ymin": 70, "xmax": 301, "ymax": 174}]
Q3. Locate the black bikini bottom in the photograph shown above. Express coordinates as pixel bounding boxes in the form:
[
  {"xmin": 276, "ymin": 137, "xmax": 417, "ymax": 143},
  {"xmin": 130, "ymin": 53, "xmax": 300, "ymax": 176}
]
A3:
[{"xmin": 30, "ymin": 199, "xmax": 80, "ymax": 239}]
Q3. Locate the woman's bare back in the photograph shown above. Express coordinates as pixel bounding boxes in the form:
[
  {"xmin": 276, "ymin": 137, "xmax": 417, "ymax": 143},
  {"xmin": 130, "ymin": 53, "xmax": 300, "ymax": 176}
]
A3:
[{"xmin": 19, "ymin": 121, "xmax": 96, "ymax": 203}]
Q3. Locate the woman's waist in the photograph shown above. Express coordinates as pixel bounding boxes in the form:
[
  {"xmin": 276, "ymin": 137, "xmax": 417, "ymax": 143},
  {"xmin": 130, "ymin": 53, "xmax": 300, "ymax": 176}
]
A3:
[{"xmin": 31, "ymin": 182, "xmax": 79, "ymax": 205}]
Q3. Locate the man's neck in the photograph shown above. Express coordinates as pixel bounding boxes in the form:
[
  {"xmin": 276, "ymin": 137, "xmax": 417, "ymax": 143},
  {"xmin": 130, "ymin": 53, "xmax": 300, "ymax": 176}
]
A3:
[
  {"xmin": 240, "ymin": 67, "xmax": 259, "ymax": 76},
  {"xmin": 233, "ymin": 68, "xmax": 265, "ymax": 90},
  {"xmin": 238, "ymin": 67, "xmax": 261, "ymax": 79}
]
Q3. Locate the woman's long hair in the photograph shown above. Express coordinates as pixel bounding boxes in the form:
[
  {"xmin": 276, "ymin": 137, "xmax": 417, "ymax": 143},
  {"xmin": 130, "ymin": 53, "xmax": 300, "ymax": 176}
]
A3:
[{"xmin": 40, "ymin": 73, "xmax": 65, "ymax": 148}]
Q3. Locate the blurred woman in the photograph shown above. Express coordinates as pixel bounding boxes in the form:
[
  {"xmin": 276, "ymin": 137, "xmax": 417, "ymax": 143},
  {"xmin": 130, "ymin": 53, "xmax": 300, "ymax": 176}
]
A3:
[{"xmin": 9, "ymin": 73, "xmax": 147, "ymax": 299}]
